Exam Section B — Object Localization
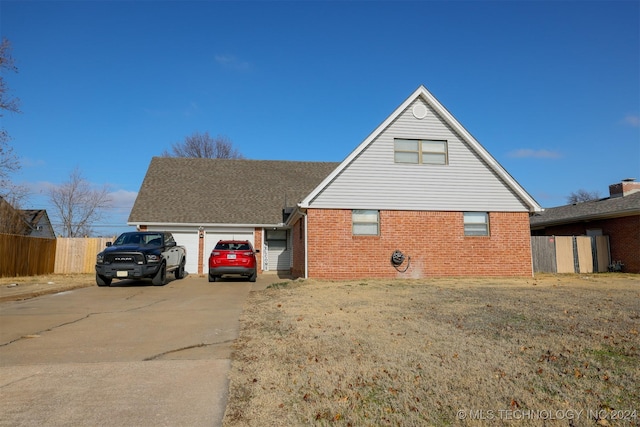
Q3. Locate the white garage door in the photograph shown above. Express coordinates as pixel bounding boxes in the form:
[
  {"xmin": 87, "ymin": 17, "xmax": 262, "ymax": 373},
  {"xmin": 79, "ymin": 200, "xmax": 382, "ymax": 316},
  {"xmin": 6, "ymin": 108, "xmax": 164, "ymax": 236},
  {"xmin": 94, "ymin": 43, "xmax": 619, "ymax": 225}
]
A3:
[{"xmin": 171, "ymin": 232, "xmax": 199, "ymax": 275}]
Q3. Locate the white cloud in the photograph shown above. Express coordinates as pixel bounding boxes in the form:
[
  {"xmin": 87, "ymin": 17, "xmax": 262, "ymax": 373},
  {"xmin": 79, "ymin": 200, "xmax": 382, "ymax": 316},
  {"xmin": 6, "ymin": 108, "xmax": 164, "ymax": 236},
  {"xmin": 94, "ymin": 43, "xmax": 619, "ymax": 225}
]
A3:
[
  {"xmin": 507, "ymin": 149, "xmax": 562, "ymax": 159},
  {"xmin": 621, "ymin": 114, "xmax": 640, "ymax": 127},
  {"xmin": 214, "ymin": 54, "xmax": 251, "ymax": 71},
  {"xmin": 27, "ymin": 180, "xmax": 56, "ymax": 193},
  {"xmin": 108, "ymin": 189, "xmax": 138, "ymax": 209},
  {"xmin": 19, "ymin": 157, "xmax": 46, "ymax": 168}
]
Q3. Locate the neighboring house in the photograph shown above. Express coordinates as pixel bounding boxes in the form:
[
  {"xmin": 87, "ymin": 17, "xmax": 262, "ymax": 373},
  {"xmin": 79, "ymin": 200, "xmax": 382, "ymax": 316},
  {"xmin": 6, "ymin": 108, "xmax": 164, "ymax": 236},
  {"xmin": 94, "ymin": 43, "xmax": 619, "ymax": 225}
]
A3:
[
  {"xmin": 20, "ymin": 209, "xmax": 56, "ymax": 239},
  {"xmin": 0, "ymin": 197, "xmax": 55, "ymax": 238},
  {"xmin": 530, "ymin": 179, "xmax": 640, "ymax": 274},
  {"xmin": 129, "ymin": 85, "xmax": 542, "ymax": 279}
]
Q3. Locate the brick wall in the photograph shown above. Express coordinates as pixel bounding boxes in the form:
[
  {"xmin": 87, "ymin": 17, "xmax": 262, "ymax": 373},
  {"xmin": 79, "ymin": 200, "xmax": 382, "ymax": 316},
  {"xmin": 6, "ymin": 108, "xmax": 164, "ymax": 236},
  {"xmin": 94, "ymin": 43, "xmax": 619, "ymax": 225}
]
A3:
[
  {"xmin": 538, "ymin": 215, "xmax": 640, "ymax": 274},
  {"xmin": 298, "ymin": 209, "xmax": 533, "ymax": 279},
  {"xmin": 254, "ymin": 228, "xmax": 263, "ymax": 273}
]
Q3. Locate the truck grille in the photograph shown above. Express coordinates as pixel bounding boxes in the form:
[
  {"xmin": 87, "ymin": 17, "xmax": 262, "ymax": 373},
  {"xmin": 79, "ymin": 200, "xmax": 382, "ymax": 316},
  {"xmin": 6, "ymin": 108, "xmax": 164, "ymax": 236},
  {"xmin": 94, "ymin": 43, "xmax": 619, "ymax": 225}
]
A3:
[{"xmin": 105, "ymin": 253, "xmax": 145, "ymax": 264}]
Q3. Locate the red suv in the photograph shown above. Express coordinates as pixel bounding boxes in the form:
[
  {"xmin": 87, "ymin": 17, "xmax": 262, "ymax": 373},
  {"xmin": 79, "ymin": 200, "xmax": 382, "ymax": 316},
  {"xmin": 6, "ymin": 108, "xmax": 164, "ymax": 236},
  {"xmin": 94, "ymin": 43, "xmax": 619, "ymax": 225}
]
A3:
[{"xmin": 208, "ymin": 240, "xmax": 259, "ymax": 282}]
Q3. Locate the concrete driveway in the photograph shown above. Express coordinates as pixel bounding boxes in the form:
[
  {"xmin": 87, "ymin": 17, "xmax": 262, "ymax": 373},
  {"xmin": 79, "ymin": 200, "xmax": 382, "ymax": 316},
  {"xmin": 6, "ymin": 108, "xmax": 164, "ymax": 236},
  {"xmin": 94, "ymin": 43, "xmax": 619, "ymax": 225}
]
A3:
[{"xmin": 0, "ymin": 273, "xmax": 288, "ymax": 427}]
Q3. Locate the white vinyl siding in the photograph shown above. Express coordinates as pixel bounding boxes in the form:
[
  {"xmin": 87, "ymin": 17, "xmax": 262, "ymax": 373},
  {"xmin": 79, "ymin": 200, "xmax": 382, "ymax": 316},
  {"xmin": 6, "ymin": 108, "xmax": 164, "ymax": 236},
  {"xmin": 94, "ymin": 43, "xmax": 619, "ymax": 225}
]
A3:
[
  {"xmin": 464, "ymin": 212, "xmax": 489, "ymax": 236},
  {"xmin": 352, "ymin": 210, "xmax": 379, "ymax": 235},
  {"xmin": 308, "ymin": 100, "xmax": 530, "ymax": 212}
]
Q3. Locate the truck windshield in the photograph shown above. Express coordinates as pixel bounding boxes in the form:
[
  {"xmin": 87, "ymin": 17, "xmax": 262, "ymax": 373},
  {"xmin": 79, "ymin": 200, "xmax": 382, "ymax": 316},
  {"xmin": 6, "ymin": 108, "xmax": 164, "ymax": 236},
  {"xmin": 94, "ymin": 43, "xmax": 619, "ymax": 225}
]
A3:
[{"xmin": 114, "ymin": 233, "xmax": 163, "ymax": 246}]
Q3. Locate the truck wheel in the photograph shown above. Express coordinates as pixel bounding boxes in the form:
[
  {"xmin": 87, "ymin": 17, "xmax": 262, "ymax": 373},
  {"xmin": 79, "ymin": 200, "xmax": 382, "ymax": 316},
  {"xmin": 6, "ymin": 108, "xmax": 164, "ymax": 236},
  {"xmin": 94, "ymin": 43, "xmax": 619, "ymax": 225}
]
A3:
[
  {"xmin": 152, "ymin": 263, "xmax": 166, "ymax": 286},
  {"xmin": 96, "ymin": 273, "xmax": 112, "ymax": 287},
  {"xmin": 175, "ymin": 258, "xmax": 185, "ymax": 280}
]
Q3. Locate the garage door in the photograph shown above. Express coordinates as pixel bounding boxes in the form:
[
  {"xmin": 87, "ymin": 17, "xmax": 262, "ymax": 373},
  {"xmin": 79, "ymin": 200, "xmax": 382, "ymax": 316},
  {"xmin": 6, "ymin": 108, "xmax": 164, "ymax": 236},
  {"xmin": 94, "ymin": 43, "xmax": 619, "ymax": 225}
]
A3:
[{"xmin": 171, "ymin": 232, "xmax": 199, "ymax": 275}]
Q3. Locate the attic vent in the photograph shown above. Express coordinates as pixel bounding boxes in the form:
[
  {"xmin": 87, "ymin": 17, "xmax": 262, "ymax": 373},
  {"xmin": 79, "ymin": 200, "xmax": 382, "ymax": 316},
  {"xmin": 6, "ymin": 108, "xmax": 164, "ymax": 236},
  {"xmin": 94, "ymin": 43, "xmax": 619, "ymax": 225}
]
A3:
[{"xmin": 412, "ymin": 104, "xmax": 428, "ymax": 119}]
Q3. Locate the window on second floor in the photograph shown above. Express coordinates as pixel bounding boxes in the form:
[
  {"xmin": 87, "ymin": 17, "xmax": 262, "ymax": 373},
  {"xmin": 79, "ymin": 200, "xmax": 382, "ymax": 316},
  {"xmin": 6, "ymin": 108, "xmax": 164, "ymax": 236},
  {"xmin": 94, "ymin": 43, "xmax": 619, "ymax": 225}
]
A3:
[{"xmin": 394, "ymin": 139, "xmax": 448, "ymax": 165}]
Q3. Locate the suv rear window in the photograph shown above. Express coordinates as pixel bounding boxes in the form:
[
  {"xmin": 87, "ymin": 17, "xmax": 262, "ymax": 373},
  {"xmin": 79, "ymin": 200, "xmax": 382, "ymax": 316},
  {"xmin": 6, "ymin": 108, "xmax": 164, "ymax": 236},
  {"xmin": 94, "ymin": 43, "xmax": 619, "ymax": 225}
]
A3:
[{"xmin": 215, "ymin": 242, "xmax": 252, "ymax": 251}]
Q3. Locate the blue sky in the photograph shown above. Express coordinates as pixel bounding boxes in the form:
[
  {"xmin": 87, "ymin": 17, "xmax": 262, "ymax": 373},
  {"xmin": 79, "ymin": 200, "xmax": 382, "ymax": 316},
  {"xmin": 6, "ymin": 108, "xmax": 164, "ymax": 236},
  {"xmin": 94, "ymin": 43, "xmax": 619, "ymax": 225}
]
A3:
[{"xmin": 2, "ymin": 0, "xmax": 639, "ymax": 236}]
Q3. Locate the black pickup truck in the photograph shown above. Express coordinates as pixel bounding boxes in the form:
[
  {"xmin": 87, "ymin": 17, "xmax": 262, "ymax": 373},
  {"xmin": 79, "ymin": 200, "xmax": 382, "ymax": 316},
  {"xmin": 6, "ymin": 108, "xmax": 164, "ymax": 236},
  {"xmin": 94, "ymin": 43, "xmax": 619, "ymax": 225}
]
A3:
[{"xmin": 95, "ymin": 231, "xmax": 187, "ymax": 287}]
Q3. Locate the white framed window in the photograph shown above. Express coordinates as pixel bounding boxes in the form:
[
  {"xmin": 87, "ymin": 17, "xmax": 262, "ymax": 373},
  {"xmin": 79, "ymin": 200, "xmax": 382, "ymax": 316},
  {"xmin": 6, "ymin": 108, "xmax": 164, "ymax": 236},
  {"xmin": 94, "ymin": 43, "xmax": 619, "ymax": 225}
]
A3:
[
  {"xmin": 352, "ymin": 210, "xmax": 379, "ymax": 235},
  {"xmin": 394, "ymin": 139, "xmax": 448, "ymax": 165},
  {"xmin": 464, "ymin": 212, "xmax": 489, "ymax": 236}
]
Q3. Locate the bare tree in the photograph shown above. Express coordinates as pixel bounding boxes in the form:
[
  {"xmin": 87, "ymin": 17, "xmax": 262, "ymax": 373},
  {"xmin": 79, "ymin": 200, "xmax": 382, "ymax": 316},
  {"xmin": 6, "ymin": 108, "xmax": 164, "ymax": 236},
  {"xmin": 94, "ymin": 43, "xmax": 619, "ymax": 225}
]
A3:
[
  {"xmin": 0, "ymin": 140, "xmax": 19, "ymax": 191},
  {"xmin": 0, "ymin": 38, "xmax": 21, "ymax": 189},
  {"xmin": 162, "ymin": 132, "xmax": 244, "ymax": 159},
  {"xmin": 0, "ymin": 183, "xmax": 29, "ymax": 234},
  {"xmin": 47, "ymin": 168, "xmax": 112, "ymax": 237},
  {"xmin": 567, "ymin": 189, "xmax": 601, "ymax": 204},
  {"xmin": 0, "ymin": 195, "xmax": 26, "ymax": 234}
]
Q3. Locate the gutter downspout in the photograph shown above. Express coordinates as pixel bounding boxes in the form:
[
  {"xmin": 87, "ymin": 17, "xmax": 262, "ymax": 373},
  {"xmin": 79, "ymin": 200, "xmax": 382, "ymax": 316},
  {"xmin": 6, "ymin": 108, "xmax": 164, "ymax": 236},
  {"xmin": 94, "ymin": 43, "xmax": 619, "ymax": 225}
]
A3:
[{"xmin": 303, "ymin": 211, "xmax": 308, "ymax": 279}]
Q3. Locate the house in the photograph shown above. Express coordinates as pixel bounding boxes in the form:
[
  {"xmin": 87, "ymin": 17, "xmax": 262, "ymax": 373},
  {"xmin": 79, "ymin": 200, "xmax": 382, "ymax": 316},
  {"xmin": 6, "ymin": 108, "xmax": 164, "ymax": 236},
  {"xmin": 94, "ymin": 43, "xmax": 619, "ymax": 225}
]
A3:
[
  {"xmin": 0, "ymin": 197, "xmax": 56, "ymax": 238},
  {"xmin": 129, "ymin": 85, "xmax": 542, "ymax": 279},
  {"xmin": 19, "ymin": 209, "xmax": 56, "ymax": 239},
  {"xmin": 530, "ymin": 179, "xmax": 640, "ymax": 273},
  {"xmin": 128, "ymin": 158, "xmax": 339, "ymax": 275}
]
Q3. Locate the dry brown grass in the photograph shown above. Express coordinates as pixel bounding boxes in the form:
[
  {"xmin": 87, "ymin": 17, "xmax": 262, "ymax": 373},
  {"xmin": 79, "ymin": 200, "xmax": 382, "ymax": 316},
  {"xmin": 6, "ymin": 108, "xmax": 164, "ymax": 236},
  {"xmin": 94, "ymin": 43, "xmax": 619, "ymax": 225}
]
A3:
[
  {"xmin": 223, "ymin": 274, "xmax": 640, "ymax": 426},
  {"xmin": 0, "ymin": 273, "xmax": 94, "ymax": 301},
  {"xmin": 0, "ymin": 273, "xmax": 94, "ymax": 286}
]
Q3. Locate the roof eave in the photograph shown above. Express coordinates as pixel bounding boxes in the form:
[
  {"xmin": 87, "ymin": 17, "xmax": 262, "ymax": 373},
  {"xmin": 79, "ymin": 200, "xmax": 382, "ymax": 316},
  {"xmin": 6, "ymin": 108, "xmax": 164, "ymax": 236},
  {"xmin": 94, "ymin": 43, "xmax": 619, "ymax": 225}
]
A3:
[
  {"xmin": 284, "ymin": 206, "xmax": 307, "ymax": 227},
  {"xmin": 530, "ymin": 208, "xmax": 640, "ymax": 229},
  {"xmin": 127, "ymin": 221, "xmax": 289, "ymax": 229}
]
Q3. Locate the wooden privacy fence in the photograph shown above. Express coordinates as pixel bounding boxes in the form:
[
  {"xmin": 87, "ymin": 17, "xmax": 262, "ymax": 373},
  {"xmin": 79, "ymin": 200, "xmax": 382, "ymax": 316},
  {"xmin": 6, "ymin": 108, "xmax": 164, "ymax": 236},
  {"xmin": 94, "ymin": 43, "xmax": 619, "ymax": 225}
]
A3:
[
  {"xmin": 54, "ymin": 237, "xmax": 113, "ymax": 274},
  {"xmin": 0, "ymin": 234, "xmax": 57, "ymax": 277},
  {"xmin": 0, "ymin": 234, "xmax": 114, "ymax": 277},
  {"xmin": 531, "ymin": 235, "xmax": 610, "ymax": 274}
]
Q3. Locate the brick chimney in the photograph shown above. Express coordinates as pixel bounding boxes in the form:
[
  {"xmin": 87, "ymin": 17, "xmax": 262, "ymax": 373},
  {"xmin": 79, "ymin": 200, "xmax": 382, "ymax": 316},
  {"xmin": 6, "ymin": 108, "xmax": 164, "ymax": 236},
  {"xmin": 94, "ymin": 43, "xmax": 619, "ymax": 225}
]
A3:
[{"xmin": 609, "ymin": 178, "xmax": 640, "ymax": 198}]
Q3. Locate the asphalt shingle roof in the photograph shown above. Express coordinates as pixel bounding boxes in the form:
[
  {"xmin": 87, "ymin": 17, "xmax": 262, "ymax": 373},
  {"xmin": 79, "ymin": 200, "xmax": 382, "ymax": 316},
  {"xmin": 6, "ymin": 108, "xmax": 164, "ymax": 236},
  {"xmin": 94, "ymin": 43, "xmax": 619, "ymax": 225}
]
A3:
[
  {"xmin": 530, "ymin": 192, "xmax": 640, "ymax": 228},
  {"xmin": 128, "ymin": 157, "xmax": 339, "ymax": 225}
]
